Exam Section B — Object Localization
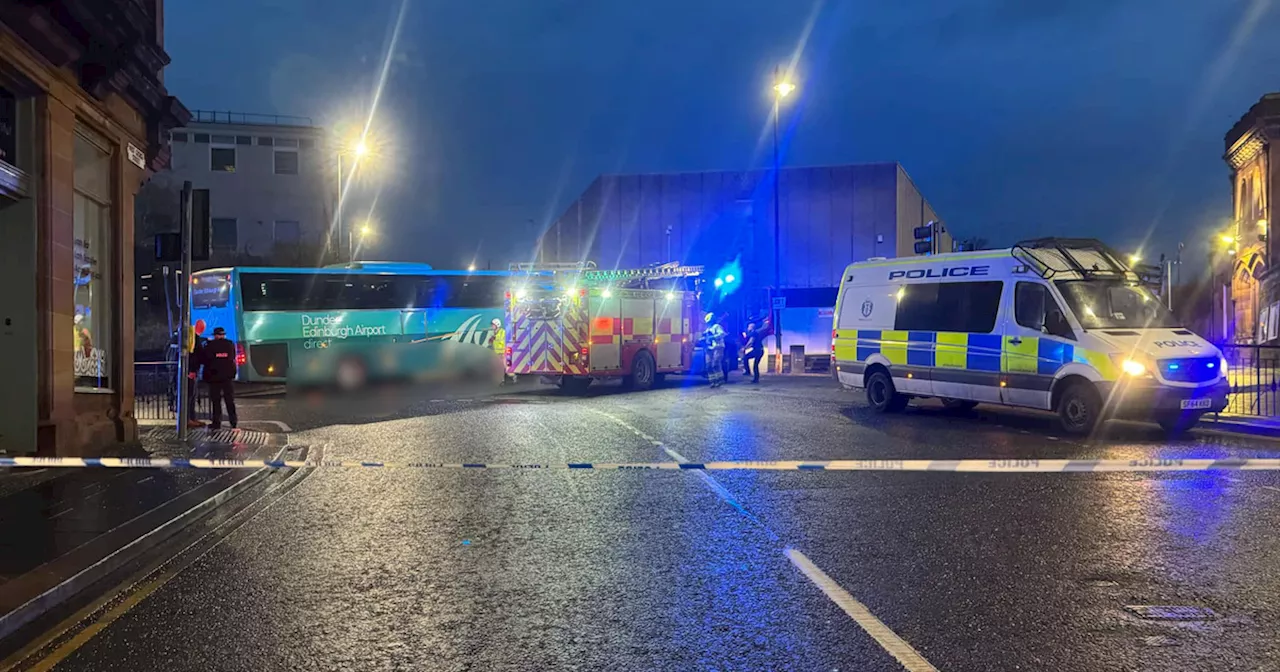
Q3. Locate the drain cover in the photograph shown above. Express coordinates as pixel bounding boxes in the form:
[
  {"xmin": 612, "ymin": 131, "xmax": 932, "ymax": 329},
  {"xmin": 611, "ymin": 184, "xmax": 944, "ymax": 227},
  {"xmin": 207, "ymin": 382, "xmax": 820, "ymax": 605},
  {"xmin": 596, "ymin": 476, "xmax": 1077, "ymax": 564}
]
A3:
[{"xmin": 1124, "ymin": 605, "xmax": 1217, "ymax": 621}]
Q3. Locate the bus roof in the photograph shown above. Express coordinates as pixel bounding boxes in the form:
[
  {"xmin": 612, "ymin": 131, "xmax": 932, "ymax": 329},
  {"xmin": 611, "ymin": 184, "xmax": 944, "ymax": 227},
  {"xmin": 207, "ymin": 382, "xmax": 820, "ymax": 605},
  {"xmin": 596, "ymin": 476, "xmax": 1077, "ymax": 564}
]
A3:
[{"xmin": 192, "ymin": 266, "xmax": 518, "ymax": 277}]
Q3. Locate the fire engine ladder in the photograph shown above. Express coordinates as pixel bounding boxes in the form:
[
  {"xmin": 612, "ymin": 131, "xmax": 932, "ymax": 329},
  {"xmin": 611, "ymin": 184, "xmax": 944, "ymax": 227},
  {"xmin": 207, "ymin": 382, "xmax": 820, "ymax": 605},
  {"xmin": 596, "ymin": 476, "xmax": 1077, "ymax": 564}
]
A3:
[{"xmin": 582, "ymin": 263, "xmax": 704, "ymax": 289}]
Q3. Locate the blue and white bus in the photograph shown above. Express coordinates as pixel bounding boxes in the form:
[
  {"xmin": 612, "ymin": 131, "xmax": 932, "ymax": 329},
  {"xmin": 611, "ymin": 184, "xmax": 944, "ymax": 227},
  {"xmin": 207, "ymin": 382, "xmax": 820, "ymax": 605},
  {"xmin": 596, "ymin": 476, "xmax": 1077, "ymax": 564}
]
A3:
[{"xmin": 190, "ymin": 263, "xmax": 512, "ymax": 387}]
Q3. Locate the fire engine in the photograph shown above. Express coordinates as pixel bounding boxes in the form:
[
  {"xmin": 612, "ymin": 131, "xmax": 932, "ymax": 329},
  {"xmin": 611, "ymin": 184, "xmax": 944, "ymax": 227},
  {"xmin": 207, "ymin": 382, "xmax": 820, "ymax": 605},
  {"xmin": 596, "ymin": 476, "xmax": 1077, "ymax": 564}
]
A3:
[{"xmin": 505, "ymin": 262, "xmax": 705, "ymax": 393}]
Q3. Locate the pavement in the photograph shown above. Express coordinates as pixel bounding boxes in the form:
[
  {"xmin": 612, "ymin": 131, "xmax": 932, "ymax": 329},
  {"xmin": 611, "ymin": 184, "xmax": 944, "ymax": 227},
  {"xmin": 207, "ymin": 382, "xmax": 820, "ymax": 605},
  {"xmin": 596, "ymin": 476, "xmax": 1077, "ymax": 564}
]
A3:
[
  {"xmin": 0, "ymin": 425, "xmax": 288, "ymax": 643},
  {"xmin": 4, "ymin": 375, "xmax": 1280, "ymax": 671}
]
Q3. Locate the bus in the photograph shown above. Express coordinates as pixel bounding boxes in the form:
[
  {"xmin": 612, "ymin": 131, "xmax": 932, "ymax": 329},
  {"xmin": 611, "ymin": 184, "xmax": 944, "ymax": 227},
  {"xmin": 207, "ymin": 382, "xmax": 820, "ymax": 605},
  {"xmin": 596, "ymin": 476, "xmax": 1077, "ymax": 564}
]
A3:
[{"xmin": 190, "ymin": 263, "xmax": 514, "ymax": 388}]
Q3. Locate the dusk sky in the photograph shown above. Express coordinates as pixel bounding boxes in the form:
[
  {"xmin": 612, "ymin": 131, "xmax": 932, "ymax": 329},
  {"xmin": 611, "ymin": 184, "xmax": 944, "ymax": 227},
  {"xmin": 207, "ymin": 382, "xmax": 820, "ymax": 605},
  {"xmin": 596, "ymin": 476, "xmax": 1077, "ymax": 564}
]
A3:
[{"xmin": 164, "ymin": 0, "xmax": 1280, "ymax": 268}]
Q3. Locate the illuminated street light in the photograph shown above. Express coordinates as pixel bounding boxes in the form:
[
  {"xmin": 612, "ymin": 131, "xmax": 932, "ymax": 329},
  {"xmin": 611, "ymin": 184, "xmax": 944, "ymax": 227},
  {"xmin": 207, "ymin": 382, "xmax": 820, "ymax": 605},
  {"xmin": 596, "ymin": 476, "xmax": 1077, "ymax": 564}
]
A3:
[
  {"xmin": 335, "ymin": 130, "xmax": 382, "ymax": 262},
  {"xmin": 349, "ymin": 219, "xmax": 374, "ymax": 259},
  {"xmin": 771, "ymin": 66, "xmax": 798, "ymax": 371},
  {"xmin": 467, "ymin": 263, "xmax": 477, "ymax": 272},
  {"xmin": 1128, "ymin": 254, "xmax": 1141, "ymax": 266}
]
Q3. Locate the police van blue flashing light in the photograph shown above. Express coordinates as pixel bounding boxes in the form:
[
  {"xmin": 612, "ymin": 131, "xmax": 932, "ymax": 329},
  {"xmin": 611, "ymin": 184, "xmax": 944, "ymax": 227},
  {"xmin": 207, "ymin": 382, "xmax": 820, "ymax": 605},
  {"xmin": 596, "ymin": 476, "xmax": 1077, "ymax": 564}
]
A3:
[{"xmin": 714, "ymin": 278, "xmax": 724, "ymax": 288}]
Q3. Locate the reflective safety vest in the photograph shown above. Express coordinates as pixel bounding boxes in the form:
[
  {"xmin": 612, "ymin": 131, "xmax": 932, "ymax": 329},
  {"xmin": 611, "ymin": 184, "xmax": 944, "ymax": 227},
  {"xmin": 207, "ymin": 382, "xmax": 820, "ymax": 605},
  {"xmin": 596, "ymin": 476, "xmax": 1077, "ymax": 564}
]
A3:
[{"xmin": 491, "ymin": 326, "xmax": 506, "ymax": 354}]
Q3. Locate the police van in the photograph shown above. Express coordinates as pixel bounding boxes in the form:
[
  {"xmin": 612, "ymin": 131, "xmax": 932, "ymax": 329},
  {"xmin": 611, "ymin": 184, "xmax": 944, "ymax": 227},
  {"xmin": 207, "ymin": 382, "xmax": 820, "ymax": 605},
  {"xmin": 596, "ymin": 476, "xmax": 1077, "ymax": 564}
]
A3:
[{"xmin": 831, "ymin": 238, "xmax": 1230, "ymax": 434}]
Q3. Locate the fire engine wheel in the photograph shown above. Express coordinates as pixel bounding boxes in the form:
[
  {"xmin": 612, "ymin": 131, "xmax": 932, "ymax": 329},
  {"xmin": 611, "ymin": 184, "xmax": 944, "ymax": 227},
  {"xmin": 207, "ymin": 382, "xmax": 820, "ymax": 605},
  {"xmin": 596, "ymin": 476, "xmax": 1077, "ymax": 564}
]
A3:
[{"xmin": 626, "ymin": 350, "xmax": 657, "ymax": 391}]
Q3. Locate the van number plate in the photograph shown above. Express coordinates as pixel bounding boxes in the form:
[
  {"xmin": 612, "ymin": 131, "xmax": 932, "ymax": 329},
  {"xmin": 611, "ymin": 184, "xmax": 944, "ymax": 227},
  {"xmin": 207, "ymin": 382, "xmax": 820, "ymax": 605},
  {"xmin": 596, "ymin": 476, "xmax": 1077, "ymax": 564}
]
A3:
[{"xmin": 1180, "ymin": 398, "xmax": 1212, "ymax": 410}]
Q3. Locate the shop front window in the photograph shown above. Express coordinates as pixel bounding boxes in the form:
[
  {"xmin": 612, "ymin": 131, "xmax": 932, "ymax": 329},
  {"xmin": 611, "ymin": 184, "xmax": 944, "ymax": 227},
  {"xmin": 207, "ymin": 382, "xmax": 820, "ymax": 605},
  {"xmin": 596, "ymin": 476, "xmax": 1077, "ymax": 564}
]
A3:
[{"xmin": 73, "ymin": 127, "xmax": 113, "ymax": 391}]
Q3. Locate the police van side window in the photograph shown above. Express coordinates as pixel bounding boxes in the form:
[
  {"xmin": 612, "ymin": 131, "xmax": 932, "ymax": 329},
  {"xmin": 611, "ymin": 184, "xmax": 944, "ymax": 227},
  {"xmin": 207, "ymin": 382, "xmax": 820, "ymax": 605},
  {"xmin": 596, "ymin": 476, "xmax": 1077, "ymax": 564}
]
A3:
[
  {"xmin": 895, "ymin": 281, "xmax": 1003, "ymax": 333},
  {"xmin": 1015, "ymin": 282, "xmax": 1074, "ymax": 338}
]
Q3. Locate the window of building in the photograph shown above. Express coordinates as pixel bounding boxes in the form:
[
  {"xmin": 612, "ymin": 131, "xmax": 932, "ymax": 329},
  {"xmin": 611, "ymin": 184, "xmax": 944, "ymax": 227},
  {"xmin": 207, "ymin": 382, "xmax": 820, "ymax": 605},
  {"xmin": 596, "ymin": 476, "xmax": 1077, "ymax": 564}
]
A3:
[
  {"xmin": 73, "ymin": 126, "xmax": 114, "ymax": 391},
  {"xmin": 171, "ymin": 132, "xmax": 187, "ymax": 143},
  {"xmin": 894, "ymin": 281, "xmax": 1003, "ymax": 333},
  {"xmin": 211, "ymin": 134, "xmax": 235, "ymax": 145},
  {"xmin": 0, "ymin": 87, "xmax": 15, "ymax": 168},
  {"xmin": 257, "ymin": 136, "xmax": 274, "ymax": 146},
  {"xmin": 275, "ymin": 138, "xmax": 299, "ymax": 148},
  {"xmin": 274, "ymin": 150, "xmax": 299, "ymax": 175},
  {"xmin": 235, "ymin": 135, "xmax": 252, "ymax": 145},
  {"xmin": 210, "ymin": 147, "xmax": 235, "ymax": 172},
  {"xmin": 274, "ymin": 220, "xmax": 301, "ymax": 243},
  {"xmin": 211, "ymin": 218, "xmax": 237, "ymax": 249},
  {"xmin": 193, "ymin": 133, "xmax": 209, "ymax": 144},
  {"xmin": 298, "ymin": 138, "xmax": 315, "ymax": 150}
]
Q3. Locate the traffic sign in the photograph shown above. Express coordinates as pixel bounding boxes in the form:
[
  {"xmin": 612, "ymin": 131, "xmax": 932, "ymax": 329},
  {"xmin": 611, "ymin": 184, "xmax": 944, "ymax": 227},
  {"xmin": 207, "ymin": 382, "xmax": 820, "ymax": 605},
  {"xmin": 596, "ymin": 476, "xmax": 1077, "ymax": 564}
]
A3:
[{"xmin": 772, "ymin": 297, "xmax": 787, "ymax": 309}]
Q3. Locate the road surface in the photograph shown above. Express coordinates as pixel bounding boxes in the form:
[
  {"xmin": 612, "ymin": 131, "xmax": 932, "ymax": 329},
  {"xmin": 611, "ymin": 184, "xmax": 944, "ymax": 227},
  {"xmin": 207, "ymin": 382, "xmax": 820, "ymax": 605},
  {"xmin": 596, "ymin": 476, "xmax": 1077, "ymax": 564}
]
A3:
[{"xmin": 14, "ymin": 377, "xmax": 1280, "ymax": 671}]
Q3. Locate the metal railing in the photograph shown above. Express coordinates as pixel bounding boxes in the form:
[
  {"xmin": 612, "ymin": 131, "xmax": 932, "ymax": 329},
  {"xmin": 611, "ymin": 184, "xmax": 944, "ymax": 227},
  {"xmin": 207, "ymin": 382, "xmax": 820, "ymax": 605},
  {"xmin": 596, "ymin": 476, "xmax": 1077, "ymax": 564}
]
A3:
[
  {"xmin": 1220, "ymin": 344, "xmax": 1280, "ymax": 417},
  {"xmin": 134, "ymin": 362, "xmax": 209, "ymax": 421},
  {"xmin": 188, "ymin": 110, "xmax": 315, "ymax": 127}
]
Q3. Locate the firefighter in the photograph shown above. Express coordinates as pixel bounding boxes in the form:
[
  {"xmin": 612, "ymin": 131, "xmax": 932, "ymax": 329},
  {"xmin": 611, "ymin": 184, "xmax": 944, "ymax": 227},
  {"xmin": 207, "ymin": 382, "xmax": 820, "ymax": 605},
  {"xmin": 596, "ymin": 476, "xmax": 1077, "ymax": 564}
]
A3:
[
  {"xmin": 489, "ymin": 318, "xmax": 512, "ymax": 385},
  {"xmin": 704, "ymin": 312, "xmax": 726, "ymax": 388},
  {"xmin": 199, "ymin": 326, "xmax": 238, "ymax": 430}
]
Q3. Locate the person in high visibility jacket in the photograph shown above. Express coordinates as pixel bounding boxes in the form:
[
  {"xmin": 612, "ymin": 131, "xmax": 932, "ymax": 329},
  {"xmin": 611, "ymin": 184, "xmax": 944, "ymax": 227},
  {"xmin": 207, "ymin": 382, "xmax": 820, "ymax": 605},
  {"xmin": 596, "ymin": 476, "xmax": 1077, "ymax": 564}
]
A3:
[{"xmin": 488, "ymin": 318, "xmax": 513, "ymax": 385}]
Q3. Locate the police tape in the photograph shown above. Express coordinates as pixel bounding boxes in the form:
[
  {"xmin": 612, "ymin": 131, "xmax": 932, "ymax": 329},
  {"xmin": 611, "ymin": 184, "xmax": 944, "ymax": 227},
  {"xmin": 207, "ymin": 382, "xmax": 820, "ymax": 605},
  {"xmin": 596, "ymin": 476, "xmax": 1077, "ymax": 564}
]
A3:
[{"xmin": 3, "ymin": 456, "xmax": 1280, "ymax": 472}]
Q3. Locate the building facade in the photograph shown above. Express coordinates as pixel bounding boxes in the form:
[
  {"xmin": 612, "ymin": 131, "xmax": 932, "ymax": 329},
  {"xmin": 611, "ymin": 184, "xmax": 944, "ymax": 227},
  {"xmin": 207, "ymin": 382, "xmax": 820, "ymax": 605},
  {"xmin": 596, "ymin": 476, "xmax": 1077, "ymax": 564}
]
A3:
[
  {"xmin": 141, "ymin": 111, "xmax": 331, "ymax": 267},
  {"xmin": 540, "ymin": 162, "xmax": 951, "ymax": 356},
  {"xmin": 1223, "ymin": 93, "xmax": 1279, "ymax": 344},
  {"xmin": 0, "ymin": 1, "xmax": 188, "ymax": 456}
]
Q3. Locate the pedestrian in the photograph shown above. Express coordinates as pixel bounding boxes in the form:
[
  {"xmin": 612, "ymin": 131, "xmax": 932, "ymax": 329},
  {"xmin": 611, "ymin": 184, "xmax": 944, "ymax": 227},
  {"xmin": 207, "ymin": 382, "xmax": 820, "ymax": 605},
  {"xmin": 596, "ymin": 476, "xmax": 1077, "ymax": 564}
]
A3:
[
  {"xmin": 199, "ymin": 326, "xmax": 238, "ymax": 430},
  {"xmin": 744, "ymin": 320, "xmax": 765, "ymax": 384},
  {"xmin": 488, "ymin": 317, "xmax": 512, "ymax": 385},
  {"xmin": 704, "ymin": 313, "xmax": 726, "ymax": 388}
]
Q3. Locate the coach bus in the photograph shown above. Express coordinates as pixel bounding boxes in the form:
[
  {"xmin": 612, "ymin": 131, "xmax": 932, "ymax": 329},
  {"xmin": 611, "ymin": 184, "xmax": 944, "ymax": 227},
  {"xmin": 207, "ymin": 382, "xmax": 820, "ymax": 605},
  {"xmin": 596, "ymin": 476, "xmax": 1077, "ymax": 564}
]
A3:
[{"xmin": 190, "ymin": 263, "xmax": 513, "ymax": 388}]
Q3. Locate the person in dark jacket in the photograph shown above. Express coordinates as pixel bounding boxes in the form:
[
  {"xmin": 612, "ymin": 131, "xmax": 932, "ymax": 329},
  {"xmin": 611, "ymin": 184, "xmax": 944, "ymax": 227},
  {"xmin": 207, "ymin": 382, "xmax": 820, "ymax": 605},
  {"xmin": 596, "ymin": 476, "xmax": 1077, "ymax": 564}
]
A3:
[
  {"xmin": 199, "ymin": 326, "xmax": 238, "ymax": 430},
  {"xmin": 743, "ymin": 317, "xmax": 767, "ymax": 383}
]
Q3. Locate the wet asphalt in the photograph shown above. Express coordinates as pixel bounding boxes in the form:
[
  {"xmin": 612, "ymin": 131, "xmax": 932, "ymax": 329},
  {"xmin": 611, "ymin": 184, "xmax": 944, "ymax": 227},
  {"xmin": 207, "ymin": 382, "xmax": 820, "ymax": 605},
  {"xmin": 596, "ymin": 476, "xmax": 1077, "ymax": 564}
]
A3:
[{"xmin": 34, "ymin": 376, "xmax": 1280, "ymax": 671}]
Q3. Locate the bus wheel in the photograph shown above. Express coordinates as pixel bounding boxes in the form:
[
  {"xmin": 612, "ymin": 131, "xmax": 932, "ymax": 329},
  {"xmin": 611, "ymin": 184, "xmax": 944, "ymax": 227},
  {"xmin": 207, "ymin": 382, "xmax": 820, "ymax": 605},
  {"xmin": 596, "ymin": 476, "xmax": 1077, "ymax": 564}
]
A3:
[
  {"xmin": 941, "ymin": 398, "xmax": 979, "ymax": 412},
  {"xmin": 626, "ymin": 351, "xmax": 656, "ymax": 391},
  {"xmin": 866, "ymin": 369, "xmax": 907, "ymax": 413},
  {"xmin": 336, "ymin": 357, "xmax": 367, "ymax": 391},
  {"xmin": 1056, "ymin": 381, "xmax": 1100, "ymax": 435},
  {"xmin": 560, "ymin": 377, "xmax": 591, "ymax": 395},
  {"xmin": 1156, "ymin": 412, "xmax": 1203, "ymax": 435}
]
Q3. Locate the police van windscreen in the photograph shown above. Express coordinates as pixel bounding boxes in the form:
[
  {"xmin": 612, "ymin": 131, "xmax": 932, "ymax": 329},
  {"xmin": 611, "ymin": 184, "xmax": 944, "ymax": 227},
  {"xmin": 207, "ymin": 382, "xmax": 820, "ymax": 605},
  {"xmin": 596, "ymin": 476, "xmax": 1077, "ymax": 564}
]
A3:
[{"xmin": 1055, "ymin": 280, "xmax": 1177, "ymax": 330}]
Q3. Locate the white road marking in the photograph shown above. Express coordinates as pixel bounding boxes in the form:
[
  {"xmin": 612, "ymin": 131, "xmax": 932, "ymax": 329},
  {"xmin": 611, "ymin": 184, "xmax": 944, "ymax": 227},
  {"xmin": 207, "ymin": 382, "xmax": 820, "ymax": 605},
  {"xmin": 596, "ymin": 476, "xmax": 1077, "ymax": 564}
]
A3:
[
  {"xmin": 252, "ymin": 420, "xmax": 292, "ymax": 433},
  {"xmin": 786, "ymin": 549, "xmax": 939, "ymax": 672},
  {"xmin": 593, "ymin": 408, "xmax": 936, "ymax": 672},
  {"xmin": 49, "ymin": 508, "xmax": 74, "ymax": 519}
]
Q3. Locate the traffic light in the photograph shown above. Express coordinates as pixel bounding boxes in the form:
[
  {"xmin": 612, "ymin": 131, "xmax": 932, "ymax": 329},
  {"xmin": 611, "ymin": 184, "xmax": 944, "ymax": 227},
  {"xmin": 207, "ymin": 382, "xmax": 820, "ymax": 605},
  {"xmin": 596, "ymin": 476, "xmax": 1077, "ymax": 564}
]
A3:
[
  {"xmin": 913, "ymin": 220, "xmax": 945, "ymax": 255},
  {"xmin": 913, "ymin": 221, "xmax": 934, "ymax": 255}
]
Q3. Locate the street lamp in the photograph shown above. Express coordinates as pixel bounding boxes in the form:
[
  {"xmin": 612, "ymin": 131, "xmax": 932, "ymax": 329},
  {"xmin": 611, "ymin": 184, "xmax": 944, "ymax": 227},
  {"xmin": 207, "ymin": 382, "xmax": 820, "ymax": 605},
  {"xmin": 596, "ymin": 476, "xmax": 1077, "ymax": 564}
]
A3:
[
  {"xmin": 336, "ymin": 133, "xmax": 378, "ymax": 262},
  {"xmin": 349, "ymin": 221, "xmax": 373, "ymax": 259},
  {"xmin": 771, "ymin": 66, "xmax": 796, "ymax": 372},
  {"xmin": 467, "ymin": 263, "xmax": 477, "ymax": 272},
  {"xmin": 1128, "ymin": 253, "xmax": 1141, "ymax": 266}
]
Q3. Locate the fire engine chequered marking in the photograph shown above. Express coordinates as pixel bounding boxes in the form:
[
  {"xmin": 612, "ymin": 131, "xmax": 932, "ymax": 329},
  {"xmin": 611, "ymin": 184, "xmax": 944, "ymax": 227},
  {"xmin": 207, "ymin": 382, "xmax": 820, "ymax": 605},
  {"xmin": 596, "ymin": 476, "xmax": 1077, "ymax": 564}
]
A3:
[{"xmin": 4, "ymin": 457, "xmax": 1280, "ymax": 472}]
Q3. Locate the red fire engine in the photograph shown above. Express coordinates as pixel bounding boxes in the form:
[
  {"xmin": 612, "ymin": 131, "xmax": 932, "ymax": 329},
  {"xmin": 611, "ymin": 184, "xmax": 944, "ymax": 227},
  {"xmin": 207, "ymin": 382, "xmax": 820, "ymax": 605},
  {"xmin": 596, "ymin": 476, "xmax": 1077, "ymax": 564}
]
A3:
[{"xmin": 505, "ymin": 262, "xmax": 704, "ymax": 393}]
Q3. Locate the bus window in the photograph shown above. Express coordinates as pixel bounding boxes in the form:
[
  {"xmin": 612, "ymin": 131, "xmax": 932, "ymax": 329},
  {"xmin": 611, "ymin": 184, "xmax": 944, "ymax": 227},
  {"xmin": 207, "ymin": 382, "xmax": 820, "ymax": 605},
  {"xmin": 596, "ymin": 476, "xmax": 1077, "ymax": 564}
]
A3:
[
  {"xmin": 415, "ymin": 275, "xmax": 503, "ymax": 309},
  {"xmin": 241, "ymin": 273, "xmax": 307, "ymax": 312}
]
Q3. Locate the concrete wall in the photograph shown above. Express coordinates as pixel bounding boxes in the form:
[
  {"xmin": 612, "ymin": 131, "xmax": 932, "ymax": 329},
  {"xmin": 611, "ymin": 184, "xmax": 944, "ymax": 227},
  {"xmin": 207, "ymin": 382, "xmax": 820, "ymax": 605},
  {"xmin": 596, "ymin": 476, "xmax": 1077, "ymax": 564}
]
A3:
[
  {"xmin": 543, "ymin": 163, "xmax": 940, "ymax": 291},
  {"xmin": 165, "ymin": 121, "xmax": 329, "ymax": 262}
]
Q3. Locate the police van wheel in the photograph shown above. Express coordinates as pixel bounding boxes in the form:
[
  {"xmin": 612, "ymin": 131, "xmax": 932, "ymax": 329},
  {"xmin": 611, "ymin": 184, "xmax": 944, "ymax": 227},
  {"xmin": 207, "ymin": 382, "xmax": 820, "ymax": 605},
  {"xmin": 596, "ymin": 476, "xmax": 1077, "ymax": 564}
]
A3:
[
  {"xmin": 941, "ymin": 398, "xmax": 979, "ymax": 412},
  {"xmin": 1057, "ymin": 382, "xmax": 1100, "ymax": 435},
  {"xmin": 866, "ymin": 370, "xmax": 907, "ymax": 413},
  {"xmin": 627, "ymin": 351, "xmax": 657, "ymax": 391},
  {"xmin": 1156, "ymin": 412, "xmax": 1203, "ymax": 435}
]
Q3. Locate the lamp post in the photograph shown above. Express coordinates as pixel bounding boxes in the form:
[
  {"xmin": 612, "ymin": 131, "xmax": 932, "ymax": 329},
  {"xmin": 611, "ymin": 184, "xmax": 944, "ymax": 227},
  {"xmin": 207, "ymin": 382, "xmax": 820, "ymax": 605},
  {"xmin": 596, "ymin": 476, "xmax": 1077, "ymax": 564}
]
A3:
[
  {"xmin": 771, "ymin": 67, "xmax": 795, "ymax": 372},
  {"xmin": 336, "ymin": 139, "xmax": 369, "ymax": 262}
]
